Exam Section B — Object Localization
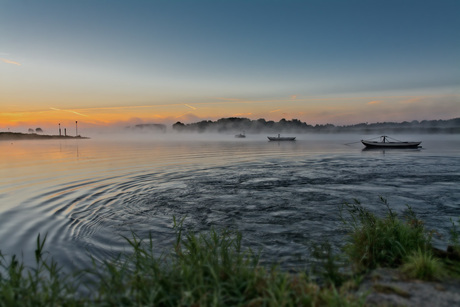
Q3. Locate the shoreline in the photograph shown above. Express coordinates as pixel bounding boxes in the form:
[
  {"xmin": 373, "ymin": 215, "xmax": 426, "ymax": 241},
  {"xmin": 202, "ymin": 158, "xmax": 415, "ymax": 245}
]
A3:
[{"xmin": 0, "ymin": 132, "xmax": 90, "ymax": 141}]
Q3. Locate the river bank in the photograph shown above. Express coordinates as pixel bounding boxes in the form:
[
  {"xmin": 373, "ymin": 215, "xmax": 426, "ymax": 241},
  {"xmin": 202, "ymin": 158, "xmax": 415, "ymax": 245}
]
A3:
[
  {"xmin": 357, "ymin": 267, "xmax": 460, "ymax": 306},
  {"xmin": 0, "ymin": 132, "xmax": 89, "ymax": 140},
  {"xmin": 1, "ymin": 203, "xmax": 459, "ymax": 306}
]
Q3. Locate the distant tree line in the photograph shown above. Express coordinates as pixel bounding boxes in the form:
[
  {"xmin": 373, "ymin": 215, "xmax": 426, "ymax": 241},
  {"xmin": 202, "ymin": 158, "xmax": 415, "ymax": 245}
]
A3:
[
  {"xmin": 126, "ymin": 124, "xmax": 167, "ymax": 133},
  {"xmin": 28, "ymin": 128, "xmax": 43, "ymax": 133},
  {"xmin": 171, "ymin": 117, "xmax": 460, "ymax": 134}
]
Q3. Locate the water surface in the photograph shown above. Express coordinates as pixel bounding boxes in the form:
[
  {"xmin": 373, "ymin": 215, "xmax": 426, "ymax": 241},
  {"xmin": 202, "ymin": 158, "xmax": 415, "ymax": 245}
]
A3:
[{"xmin": 1, "ymin": 133, "xmax": 459, "ymax": 270}]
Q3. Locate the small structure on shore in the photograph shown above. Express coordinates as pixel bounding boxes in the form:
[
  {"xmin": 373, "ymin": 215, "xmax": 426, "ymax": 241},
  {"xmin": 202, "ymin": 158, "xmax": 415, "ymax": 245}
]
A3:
[{"xmin": 0, "ymin": 132, "xmax": 89, "ymax": 141}]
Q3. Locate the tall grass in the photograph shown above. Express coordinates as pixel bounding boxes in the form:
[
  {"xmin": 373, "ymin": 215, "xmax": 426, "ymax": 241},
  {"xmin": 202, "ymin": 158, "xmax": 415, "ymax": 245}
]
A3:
[
  {"xmin": 340, "ymin": 198, "xmax": 433, "ymax": 271},
  {"xmin": 402, "ymin": 249, "xmax": 444, "ymax": 280},
  {"xmin": 449, "ymin": 217, "xmax": 460, "ymax": 253},
  {"xmin": 87, "ymin": 218, "xmax": 363, "ymax": 306},
  {"xmin": 311, "ymin": 242, "xmax": 345, "ymax": 287},
  {"xmin": 0, "ymin": 202, "xmax": 455, "ymax": 306},
  {"xmin": 0, "ymin": 234, "xmax": 82, "ymax": 306},
  {"xmin": 0, "ymin": 219, "xmax": 364, "ymax": 306}
]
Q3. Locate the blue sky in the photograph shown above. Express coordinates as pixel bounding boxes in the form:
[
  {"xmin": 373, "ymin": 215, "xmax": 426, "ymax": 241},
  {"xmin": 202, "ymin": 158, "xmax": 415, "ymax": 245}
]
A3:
[{"xmin": 1, "ymin": 0, "xmax": 459, "ymax": 128}]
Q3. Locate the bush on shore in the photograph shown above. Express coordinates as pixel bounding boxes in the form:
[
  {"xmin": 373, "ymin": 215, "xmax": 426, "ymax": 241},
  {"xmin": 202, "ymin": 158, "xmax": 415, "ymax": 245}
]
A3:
[
  {"xmin": 340, "ymin": 198, "xmax": 433, "ymax": 272},
  {"xmin": 401, "ymin": 248, "xmax": 444, "ymax": 280}
]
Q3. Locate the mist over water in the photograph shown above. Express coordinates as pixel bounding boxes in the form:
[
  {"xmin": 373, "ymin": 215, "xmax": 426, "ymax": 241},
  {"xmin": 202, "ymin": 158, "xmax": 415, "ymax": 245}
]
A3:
[{"xmin": 0, "ymin": 133, "xmax": 459, "ymax": 271}]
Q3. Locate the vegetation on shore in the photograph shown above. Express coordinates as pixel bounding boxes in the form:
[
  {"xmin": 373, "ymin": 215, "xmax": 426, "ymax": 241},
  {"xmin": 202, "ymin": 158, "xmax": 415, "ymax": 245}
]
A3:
[
  {"xmin": 340, "ymin": 198, "xmax": 434, "ymax": 272},
  {"xmin": 171, "ymin": 117, "xmax": 460, "ymax": 134},
  {"xmin": 0, "ymin": 132, "xmax": 89, "ymax": 141},
  {"xmin": 0, "ymin": 201, "xmax": 459, "ymax": 306}
]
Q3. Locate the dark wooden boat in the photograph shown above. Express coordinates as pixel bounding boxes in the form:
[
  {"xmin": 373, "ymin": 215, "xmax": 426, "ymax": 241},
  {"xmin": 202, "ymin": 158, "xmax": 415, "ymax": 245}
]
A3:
[
  {"xmin": 267, "ymin": 134, "xmax": 296, "ymax": 141},
  {"xmin": 361, "ymin": 136, "xmax": 421, "ymax": 148},
  {"xmin": 235, "ymin": 132, "xmax": 246, "ymax": 138}
]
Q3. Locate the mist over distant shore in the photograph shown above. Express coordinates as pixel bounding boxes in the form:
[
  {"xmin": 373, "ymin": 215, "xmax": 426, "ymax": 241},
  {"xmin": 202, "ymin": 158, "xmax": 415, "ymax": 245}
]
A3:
[
  {"xmin": 131, "ymin": 117, "xmax": 460, "ymax": 134},
  {"xmin": 2, "ymin": 117, "xmax": 459, "ymax": 138}
]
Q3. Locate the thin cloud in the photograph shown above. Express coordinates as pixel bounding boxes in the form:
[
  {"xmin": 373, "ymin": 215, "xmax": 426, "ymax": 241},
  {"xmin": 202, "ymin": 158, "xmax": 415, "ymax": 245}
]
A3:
[
  {"xmin": 40, "ymin": 94, "xmax": 447, "ymax": 117},
  {"xmin": 77, "ymin": 105, "xmax": 167, "ymax": 111},
  {"xmin": 184, "ymin": 104, "xmax": 197, "ymax": 110},
  {"xmin": 211, "ymin": 97, "xmax": 242, "ymax": 101},
  {"xmin": 1, "ymin": 58, "xmax": 21, "ymax": 66},
  {"xmin": 70, "ymin": 111, "xmax": 89, "ymax": 117},
  {"xmin": 73, "ymin": 100, "xmax": 271, "ymax": 113},
  {"xmin": 68, "ymin": 96, "xmax": 401, "ymax": 114},
  {"xmin": 401, "ymin": 97, "xmax": 423, "ymax": 104},
  {"xmin": 290, "ymin": 95, "xmax": 297, "ymax": 100},
  {"xmin": 50, "ymin": 107, "xmax": 89, "ymax": 117},
  {"xmin": 367, "ymin": 100, "xmax": 383, "ymax": 105}
]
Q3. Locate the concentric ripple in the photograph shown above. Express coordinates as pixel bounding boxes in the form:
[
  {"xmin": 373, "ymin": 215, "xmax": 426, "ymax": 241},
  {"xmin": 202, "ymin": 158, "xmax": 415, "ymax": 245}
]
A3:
[{"xmin": 0, "ymin": 135, "xmax": 459, "ymax": 271}]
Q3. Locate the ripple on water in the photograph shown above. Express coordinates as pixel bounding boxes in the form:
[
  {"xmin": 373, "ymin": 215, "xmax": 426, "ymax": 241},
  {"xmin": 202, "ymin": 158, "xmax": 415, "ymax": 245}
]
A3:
[{"xmin": 0, "ymin": 137, "xmax": 459, "ymax": 270}]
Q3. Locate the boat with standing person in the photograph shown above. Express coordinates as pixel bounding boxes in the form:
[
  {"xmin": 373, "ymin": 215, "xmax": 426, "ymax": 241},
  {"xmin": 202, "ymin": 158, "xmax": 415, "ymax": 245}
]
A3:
[
  {"xmin": 267, "ymin": 134, "xmax": 296, "ymax": 141},
  {"xmin": 361, "ymin": 135, "xmax": 421, "ymax": 148},
  {"xmin": 235, "ymin": 131, "xmax": 246, "ymax": 138}
]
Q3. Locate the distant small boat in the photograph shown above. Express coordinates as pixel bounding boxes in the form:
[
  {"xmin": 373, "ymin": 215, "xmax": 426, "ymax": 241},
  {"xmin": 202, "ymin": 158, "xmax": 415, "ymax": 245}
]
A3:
[
  {"xmin": 235, "ymin": 132, "xmax": 246, "ymax": 138},
  {"xmin": 361, "ymin": 136, "xmax": 421, "ymax": 148},
  {"xmin": 268, "ymin": 134, "xmax": 296, "ymax": 141}
]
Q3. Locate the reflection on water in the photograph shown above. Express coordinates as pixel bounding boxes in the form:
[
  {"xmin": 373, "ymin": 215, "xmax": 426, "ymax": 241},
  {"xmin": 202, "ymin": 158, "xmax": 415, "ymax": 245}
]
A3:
[
  {"xmin": 361, "ymin": 147, "xmax": 423, "ymax": 153},
  {"xmin": 0, "ymin": 134, "xmax": 459, "ymax": 271}
]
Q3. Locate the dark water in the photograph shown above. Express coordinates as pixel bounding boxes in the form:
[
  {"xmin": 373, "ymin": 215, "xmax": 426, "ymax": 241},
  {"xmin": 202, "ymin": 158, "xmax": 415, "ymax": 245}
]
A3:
[{"xmin": 1, "ymin": 133, "xmax": 459, "ymax": 271}]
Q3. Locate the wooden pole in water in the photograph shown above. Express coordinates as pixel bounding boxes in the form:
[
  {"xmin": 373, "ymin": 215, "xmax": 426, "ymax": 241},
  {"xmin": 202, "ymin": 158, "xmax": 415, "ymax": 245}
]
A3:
[{"xmin": 76, "ymin": 121, "xmax": 78, "ymax": 137}]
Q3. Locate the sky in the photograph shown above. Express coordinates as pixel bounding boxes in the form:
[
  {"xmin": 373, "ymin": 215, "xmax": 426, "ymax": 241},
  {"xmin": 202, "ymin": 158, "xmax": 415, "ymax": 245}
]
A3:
[{"xmin": 1, "ymin": 0, "xmax": 459, "ymax": 132}]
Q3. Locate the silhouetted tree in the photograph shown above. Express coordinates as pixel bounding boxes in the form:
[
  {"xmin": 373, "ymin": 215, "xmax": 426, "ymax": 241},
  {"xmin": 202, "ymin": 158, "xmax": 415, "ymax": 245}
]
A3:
[
  {"xmin": 172, "ymin": 121, "xmax": 186, "ymax": 131},
  {"xmin": 166, "ymin": 117, "xmax": 460, "ymax": 134},
  {"xmin": 132, "ymin": 124, "xmax": 166, "ymax": 132},
  {"xmin": 35, "ymin": 128, "xmax": 43, "ymax": 133},
  {"xmin": 28, "ymin": 128, "xmax": 34, "ymax": 133}
]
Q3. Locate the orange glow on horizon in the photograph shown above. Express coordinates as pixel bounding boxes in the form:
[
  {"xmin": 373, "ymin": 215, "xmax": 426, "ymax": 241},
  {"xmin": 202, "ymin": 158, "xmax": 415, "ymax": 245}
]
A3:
[{"xmin": 1, "ymin": 94, "xmax": 457, "ymax": 130}]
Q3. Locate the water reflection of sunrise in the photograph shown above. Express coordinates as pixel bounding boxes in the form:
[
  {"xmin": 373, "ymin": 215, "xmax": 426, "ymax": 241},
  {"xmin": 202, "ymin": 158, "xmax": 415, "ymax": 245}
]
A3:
[{"xmin": 0, "ymin": 135, "xmax": 459, "ymax": 271}]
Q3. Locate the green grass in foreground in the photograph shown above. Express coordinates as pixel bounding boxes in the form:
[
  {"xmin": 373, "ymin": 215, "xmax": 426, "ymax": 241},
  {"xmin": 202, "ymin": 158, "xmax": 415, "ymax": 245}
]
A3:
[
  {"xmin": 89, "ymin": 220, "xmax": 363, "ymax": 306},
  {"xmin": 0, "ymin": 218, "xmax": 362, "ymax": 306},
  {"xmin": 0, "ymin": 201, "xmax": 459, "ymax": 306},
  {"xmin": 340, "ymin": 198, "xmax": 434, "ymax": 272},
  {"xmin": 401, "ymin": 248, "xmax": 445, "ymax": 280}
]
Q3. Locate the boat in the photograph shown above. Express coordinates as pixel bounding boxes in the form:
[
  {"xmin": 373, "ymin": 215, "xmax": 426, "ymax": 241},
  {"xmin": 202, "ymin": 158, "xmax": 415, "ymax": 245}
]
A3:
[
  {"xmin": 267, "ymin": 134, "xmax": 296, "ymax": 141},
  {"xmin": 361, "ymin": 136, "xmax": 421, "ymax": 148},
  {"xmin": 235, "ymin": 132, "xmax": 246, "ymax": 138}
]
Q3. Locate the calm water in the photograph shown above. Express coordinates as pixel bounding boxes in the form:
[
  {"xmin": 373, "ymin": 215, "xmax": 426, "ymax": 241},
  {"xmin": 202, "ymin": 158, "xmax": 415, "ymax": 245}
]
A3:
[{"xmin": 1, "ymin": 133, "xmax": 459, "ymax": 271}]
